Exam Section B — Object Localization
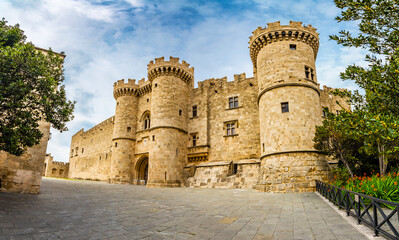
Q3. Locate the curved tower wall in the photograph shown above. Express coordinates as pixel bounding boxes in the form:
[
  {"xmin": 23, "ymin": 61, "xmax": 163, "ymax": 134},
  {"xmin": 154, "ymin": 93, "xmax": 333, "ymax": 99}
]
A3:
[
  {"xmin": 110, "ymin": 79, "xmax": 138, "ymax": 183},
  {"xmin": 147, "ymin": 57, "xmax": 193, "ymax": 187},
  {"xmin": 250, "ymin": 21, "xmax": 329, "ymax": 192}
]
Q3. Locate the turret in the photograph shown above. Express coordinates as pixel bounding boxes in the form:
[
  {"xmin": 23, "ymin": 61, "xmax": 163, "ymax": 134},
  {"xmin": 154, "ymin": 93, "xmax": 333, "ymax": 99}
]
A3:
[
  {"xmin": 110, "ymin": 79, "xmax": 138, "ymax": 183},
  {"xmin": 147, "ymin": 57, "xmax": 194, "ymax": 187},
  {"xmin": 250, "ymin": 21, "xmax": 328, "ymax": 192}
]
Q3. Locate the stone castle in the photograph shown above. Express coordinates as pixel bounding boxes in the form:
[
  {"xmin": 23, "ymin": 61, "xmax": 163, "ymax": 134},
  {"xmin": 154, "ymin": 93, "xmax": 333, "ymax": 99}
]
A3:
[{"xmin": 68, "ymin": 21, "xmax": 348, "ymax": 192}]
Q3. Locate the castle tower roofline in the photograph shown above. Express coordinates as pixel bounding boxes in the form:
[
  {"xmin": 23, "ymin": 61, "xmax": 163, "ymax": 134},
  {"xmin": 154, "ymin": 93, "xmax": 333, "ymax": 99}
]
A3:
[
  {"xmin": 113, "ymin": 78, "xmax": 152, "ymax": 99},
  {"xmin": 147, "ymin": 56, "xmax": 194, "ymax": 83},
  {"xmin": 249, "ymin": 21, "xmax": 319, "ymax": 68}
]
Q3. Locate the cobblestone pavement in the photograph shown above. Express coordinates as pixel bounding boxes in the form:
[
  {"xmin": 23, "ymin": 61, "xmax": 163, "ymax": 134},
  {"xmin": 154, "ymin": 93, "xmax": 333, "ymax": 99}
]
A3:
[{"xmin": 0, "ymin": 178, "xmax": 367, "ymax": 240}]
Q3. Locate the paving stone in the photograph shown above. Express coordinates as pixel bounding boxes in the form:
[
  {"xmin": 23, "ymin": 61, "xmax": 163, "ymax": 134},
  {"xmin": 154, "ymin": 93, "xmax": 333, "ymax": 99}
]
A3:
[{"xmin": 0, "ymin": 178, "xmax": 368, "ymax": 240}]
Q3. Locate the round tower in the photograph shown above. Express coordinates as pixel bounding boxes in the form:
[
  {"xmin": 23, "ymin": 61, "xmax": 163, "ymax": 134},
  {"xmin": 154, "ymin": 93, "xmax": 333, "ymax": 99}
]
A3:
[
  {"xmin": 147, "ymin": 57, "xmax": 193, "ymax": 187},
  {"xmin": 249, "ymin": 21, "xmax": 329, "ymax": 192},
  {"xmin": 110, "ymin": 79, "xmax": 138, "ymax": 183}
]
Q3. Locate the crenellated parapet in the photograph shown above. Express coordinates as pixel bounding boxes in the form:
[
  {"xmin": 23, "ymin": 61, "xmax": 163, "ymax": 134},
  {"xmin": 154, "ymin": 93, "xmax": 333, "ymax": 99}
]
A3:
[
  {"xmin": 249, "ymin": 21, "xmax": 319, "ymax": 68},
  {"xmin": 147, "ymin": 56, "xmax": 194, "ymax": 84},
  {"xmin": 113, "ymin": 78, "xmax": 137, "ymax": 99},
  {"xmin": 113, "ymin": 78, "xmax": 152, "ymax": 99}
]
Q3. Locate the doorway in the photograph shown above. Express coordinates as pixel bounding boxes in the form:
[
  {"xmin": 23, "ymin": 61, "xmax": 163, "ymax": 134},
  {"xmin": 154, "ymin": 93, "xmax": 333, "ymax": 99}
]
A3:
[{"xmin": 137, "ymin": 157, "xmax": 148, "ymax": 185}]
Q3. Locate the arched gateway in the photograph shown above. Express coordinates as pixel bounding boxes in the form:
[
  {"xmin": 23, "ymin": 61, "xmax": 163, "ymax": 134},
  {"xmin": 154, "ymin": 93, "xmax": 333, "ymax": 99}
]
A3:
[{"xmin": 135, "ymin": 156, "xmax": 148, "ymax": 185}]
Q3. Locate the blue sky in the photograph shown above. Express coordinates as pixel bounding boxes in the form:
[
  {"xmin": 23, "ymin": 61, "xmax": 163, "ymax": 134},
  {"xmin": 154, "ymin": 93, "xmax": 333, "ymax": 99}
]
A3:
[{"xmin": 1, "ymin": 0, "xmax": 366, "ymax": 162}]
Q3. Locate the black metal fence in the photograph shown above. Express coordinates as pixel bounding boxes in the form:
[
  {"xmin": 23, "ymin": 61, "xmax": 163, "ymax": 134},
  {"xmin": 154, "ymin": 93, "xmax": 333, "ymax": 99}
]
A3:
[{"xmin": 316, "ymin": 180, "xmax": 399, "ymax": 240}]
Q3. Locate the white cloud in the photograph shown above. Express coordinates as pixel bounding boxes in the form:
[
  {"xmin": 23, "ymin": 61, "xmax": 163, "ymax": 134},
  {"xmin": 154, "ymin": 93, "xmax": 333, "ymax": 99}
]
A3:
[{"xmin": 125, "ymin": 0, "xmax": 145, "ymax": 8}]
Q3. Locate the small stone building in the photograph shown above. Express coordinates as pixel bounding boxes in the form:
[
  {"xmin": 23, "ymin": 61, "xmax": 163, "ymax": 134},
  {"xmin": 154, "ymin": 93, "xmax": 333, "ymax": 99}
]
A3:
[
  {"xmin": 69, "ymin": 21, "xmax": 349, "ymax": 192},
  {"xmin": 43, "ymin": 154, "xmax": 69, "ymax": 178}
]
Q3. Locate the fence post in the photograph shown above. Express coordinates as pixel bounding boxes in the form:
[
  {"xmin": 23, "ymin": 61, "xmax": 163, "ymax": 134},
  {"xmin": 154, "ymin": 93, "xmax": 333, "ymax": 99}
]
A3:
[
  {"xmin": 373, "ymin": 200, "xmax": 378, "ymax": 236},
  {"xmin": 357, "ymin": 196, "xmax": 361, "ymax": 224}
]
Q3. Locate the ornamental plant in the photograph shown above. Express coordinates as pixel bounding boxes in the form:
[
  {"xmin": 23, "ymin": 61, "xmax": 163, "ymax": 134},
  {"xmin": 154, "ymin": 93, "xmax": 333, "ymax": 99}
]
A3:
[{"xmin": 329, "ymin": 171, "xmax": 399, "ymax": 207}]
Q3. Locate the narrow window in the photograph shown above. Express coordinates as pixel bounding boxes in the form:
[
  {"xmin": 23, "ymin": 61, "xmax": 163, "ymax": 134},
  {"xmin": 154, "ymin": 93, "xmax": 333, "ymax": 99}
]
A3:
[
  {"xmin": 106, "ymin": 154, "xmax": 108, "ymax": 159},
  {"xmin": 99, "ymin": 156, "xmax": 101, "ymax": 160},
  {"xmin": 127, "ymin": 127, "xmax": 131, "ymax": 132},
  {"xmin": 152, "ymin": 135, "xmax": 155, "ymax": 141},
  {"xmin": 154, "ymin": 83, "xmax": 158, "ymax": 87},
  {"xmin": 305, "ymin": 66, "xmax": 310, "ymax": 79},
  {"xmin": 281, "ymin": 102, "xmax": 289, "ymax": 113},
  {"xmin": 147, "ymin": 98, "xmax": 149, "ymax": 102},
  {"xmin": 192, "ymin": 134, "xmax": 197, "ymax": 147},
  {"xmin": 144, "ymin": 114, "xmax": 150, "ymax": 129},
  {"xmin": 82, "ymin": 148, "xmax": 84, "ymax": 154},
  {"xmin": 192, "ymin": 105, "xmax": 197, "ymax": 117},
  {"xmin": 310, "ymin": 68, "xmax": 314, "ymax": 80},
  {"xmin": 233, "ymin": 164, "xmax": 238, "ymax": 174},
  {"xmin": 229, "ymin": 97, "xmax": 238, "ymax": 109},
  {"xmin": 262, "ymin": 143, "xmax": 265, "ymax": 152},
  {"xmin": 179, "ymin": 109, "xmax": 182, "ymax": 116},
  {"xmin": 227, "ymin": 123, "xmax": 236, "ymax": 136},
  {"xmin": 75, "ymin": 147, "xmax": 78, "ymax": 156},
  {"xmin": 115, "ymin": 142, "xmax": 117, "ymax": 147},
  {"xmin": 290, "ymin": 44, "xmax": 296, "ymax": 50}
]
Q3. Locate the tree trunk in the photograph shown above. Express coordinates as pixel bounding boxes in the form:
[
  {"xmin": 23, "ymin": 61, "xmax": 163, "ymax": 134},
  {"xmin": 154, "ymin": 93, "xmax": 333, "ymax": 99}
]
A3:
[
  {"xmin": 377, "ymin": 142, "xmax": 388, "ymax": 176},
  {"xmin": 339, "ymin": 151, "xmax": 354, "ymax": 179}
]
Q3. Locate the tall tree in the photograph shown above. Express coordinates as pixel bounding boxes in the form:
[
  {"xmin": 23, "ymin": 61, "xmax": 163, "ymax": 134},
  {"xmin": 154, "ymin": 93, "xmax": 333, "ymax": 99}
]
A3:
[
  {"xmin": 326, "ymin": 0, "xmax": 399, "ymax": 175},
  {"xmin": 0, "ymin": 19, "xmax": 75, "ymax": 156}
]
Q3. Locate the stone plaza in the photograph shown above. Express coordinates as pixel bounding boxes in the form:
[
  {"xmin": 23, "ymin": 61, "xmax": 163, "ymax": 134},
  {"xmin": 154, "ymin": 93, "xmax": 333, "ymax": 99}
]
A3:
[{"xmin": 0, "ymin": 178, "xmax": 368, "ymax": 240}]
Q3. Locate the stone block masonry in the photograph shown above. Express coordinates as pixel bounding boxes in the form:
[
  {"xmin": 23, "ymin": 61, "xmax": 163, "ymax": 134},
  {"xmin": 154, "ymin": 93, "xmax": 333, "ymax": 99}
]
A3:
[
  {"xmin": 43, "ymin": 154, "xmax": 69, "ymax": 178},
  {"xmin": 68, "ymin": 21, "xmax": 348, "ymax": 192}
]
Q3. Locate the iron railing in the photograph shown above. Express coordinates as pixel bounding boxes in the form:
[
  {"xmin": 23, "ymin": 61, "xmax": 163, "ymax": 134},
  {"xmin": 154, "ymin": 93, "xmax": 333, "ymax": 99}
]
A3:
[{"xmin": 316, "ymin": 180, "xmax": 399, "ymax": 240}]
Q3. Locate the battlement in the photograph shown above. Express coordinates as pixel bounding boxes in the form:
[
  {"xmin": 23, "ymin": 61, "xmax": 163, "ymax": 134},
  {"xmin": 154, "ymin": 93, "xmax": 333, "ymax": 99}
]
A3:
[
  {"xmin": 113, "ymin": 77, "xmax": 152, "ymax": 99},
  {"xmin": 72, "ymin": 116, "xmax": 115, "ymax": 138},
  {"xmin": 148, "ymin": 56, "xmax": 194, "ymax": 74},
  {"xmin": 249, "ymin": 21, "xmax": 319, "ymax": 67},
  {"xmin": 147, "ymin": 56, "xmax": 194, "ymax": 83},
  {"xmin": 52, "ymin": 161, "xmax": 70, "ymax": 167},
  {"xmin": 196, "ymin": 73, "xmax": 253, "ymax": 90},
  {"xmin": 250, "ymin": 21, "xmax": 318, "ymax": 40}
]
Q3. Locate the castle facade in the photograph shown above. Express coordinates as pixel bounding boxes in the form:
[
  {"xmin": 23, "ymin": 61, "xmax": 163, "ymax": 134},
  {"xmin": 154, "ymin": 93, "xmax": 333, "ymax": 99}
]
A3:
[{"xmin": 68, "ymin": 21, "xmax": 347, "ymax": 192}]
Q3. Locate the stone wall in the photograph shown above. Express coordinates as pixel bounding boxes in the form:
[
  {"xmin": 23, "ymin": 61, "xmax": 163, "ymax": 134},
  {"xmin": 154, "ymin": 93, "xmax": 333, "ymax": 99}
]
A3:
[
  {"xmin": 0, "ymin": 120, "xmax": 50, "ymax": 194},
  {"xmin": 255, "ymin": 152, "xmax": 330, "ymax": 192},
  {"xmin": 189, "ymin": 73, "xmax": 260, "ymax": 163},
  {"xmin": 320, "ymin": 85, "xmax": 351, "ymax": 114},
  {"xmin": 186, "ymin": 160, "xmax": 260, "ymax": 189},
  {"xmin": 68, "ymin": 116, "xmax": 114, "ymax": 181},
  {"xmin": 43, "ymin": 154, "xmax": 69, "ymax": 178}
]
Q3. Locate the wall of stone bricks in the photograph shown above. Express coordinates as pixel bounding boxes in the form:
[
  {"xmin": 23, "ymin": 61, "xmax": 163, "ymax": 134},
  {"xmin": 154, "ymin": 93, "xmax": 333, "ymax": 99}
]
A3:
[
  {"xmin": 320, "ymin": 86, "xmax": 351, "ymax": 114},
  {"xmin": 190, "ymin": 74, "xmax": 261, "ymax": 163},
  {"xmin": 255, "ymin": 152, "xmax": 330, "ymax": 192},
  {"xmin": 0, "ymin": 120, "xmax": 50, "ymax": 194},
  {"xmin": 43, "ymin": 154, "xmax": 69, "ymax": 178},
  {"xmin": 68, "ymin": 117, "xmax": 114, "ymax": 181},
  {"xmin": 186, "ymin": 160, "xmax": 260, "ymax": 189}
]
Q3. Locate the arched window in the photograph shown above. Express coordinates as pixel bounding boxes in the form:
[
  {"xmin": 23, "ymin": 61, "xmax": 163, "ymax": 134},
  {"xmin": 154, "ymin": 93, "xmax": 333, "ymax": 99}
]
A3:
[{"xmin": 144, "ymin": 114, "xmax": 150, "ymax": 130}]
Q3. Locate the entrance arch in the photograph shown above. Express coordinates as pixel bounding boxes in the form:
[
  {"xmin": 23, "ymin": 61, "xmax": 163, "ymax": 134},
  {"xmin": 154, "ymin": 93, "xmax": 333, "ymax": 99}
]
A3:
[{"xmin": 136, "ymin": 156, "xmax": 148, "ymax": 185}]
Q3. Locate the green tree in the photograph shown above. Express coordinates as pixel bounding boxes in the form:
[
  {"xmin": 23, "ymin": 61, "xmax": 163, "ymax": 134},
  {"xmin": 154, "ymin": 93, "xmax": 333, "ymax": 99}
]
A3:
[
  {"xmin": 326, "ymin": 0, "xmax": 399, "ymax": 175},
  {"xmin": 0, "ymin": 19, "xmax": 75, "ymax": 156},
  {"xmin": 314, "ymin": 109, "xmax": 362, "ymax": 179}
]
